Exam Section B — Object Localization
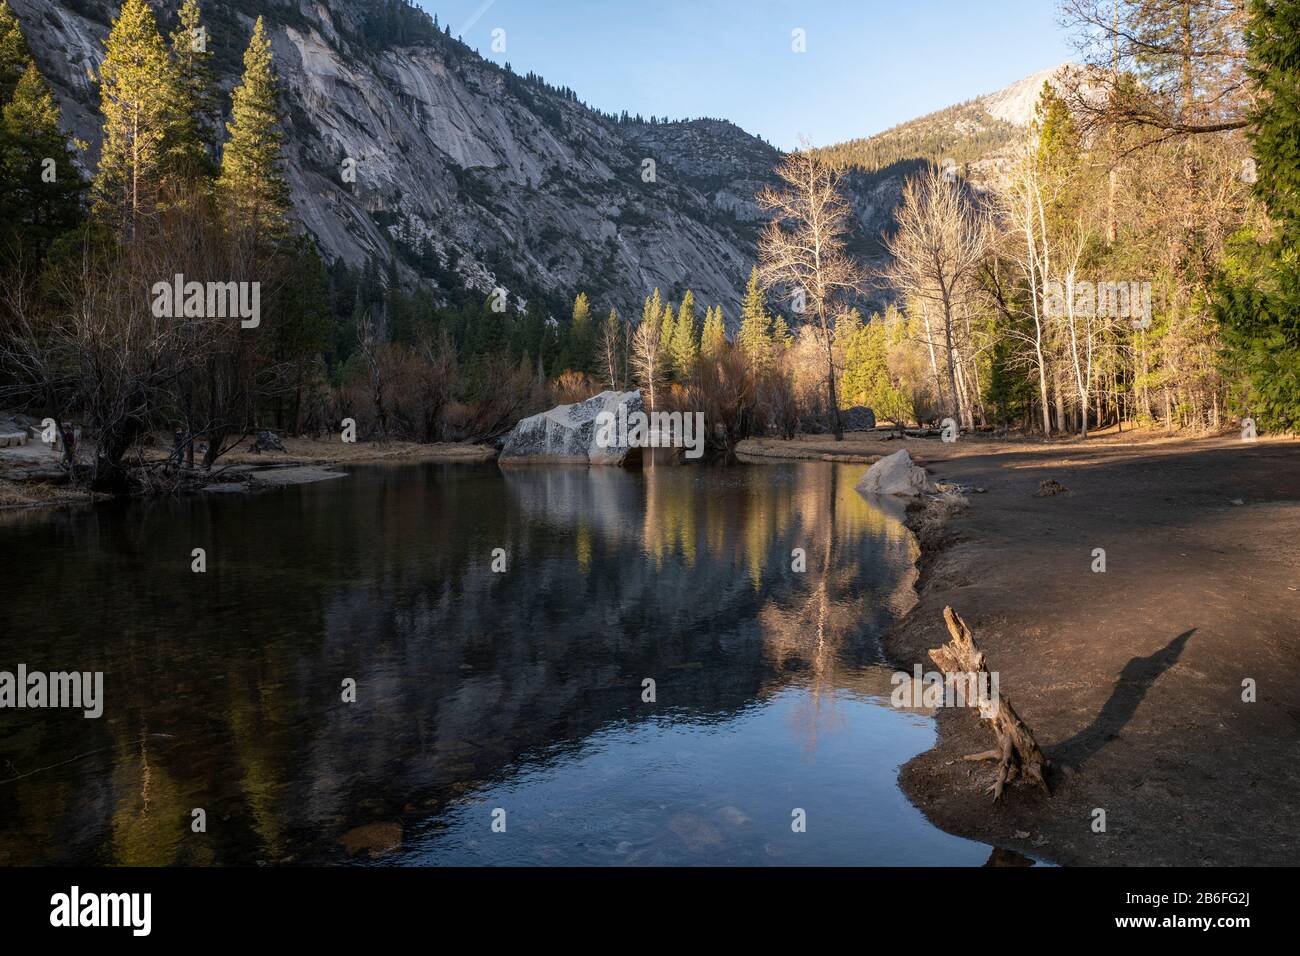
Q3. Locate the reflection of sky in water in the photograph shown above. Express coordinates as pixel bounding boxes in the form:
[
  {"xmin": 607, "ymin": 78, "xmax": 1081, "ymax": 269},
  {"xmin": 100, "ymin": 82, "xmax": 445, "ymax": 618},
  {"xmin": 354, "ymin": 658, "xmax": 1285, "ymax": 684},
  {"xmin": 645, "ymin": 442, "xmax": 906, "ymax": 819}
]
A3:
[
  {"xmin": 396, "ymin": 688, "xmax": 992, "ymax": 866},
  {"xmin": 0, "ymin": 461, "xmax": 999, "ymax": 866}
]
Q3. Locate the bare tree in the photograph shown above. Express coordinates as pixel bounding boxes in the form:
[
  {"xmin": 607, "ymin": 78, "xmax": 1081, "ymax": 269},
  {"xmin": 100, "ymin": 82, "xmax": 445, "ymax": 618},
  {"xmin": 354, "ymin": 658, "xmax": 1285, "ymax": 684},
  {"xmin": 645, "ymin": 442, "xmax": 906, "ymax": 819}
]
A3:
[
  {"xmin": 629, "ymin": 315, "xmax": 664, "ymax": 411},
  {"xmin": 0, "ymin": 211, "xmax": 233, "ymax": 492},
  {"xmin": 599, "ymin": 308, "xmax": 624, "ymax": 390},
  {"xmin": 757, "ymin": 147, "xmax": 864, "ymax": 440},
  {"xmin": 357, "ymin": 309, "xmax": 389, "ymax": 440},
  {"xmin": 993, "ymin": 144, "xmax": 1059, "ymax": 435},
  {"xmin": 884, "ymin": 164, "xmax": 990, "ymax": 428},
  {"xmin": 1059, "ymin": 0, "xmax": 1249, "ymax": 150}
]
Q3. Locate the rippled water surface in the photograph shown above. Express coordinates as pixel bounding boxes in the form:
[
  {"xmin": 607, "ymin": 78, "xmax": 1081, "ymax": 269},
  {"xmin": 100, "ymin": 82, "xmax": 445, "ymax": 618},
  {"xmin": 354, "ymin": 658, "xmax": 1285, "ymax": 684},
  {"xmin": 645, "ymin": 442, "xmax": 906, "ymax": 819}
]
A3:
[{"xmin": 0, "ymin": 461, "xmax": 996, "ymax": 865}]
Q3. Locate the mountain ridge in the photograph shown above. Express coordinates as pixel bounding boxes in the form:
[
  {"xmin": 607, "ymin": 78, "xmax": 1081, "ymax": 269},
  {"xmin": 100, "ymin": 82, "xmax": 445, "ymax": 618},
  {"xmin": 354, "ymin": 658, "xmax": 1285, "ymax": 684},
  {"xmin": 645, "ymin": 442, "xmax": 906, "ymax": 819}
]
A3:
[
  {"xmin": 16, "ymin": 0, "xmax": 781, "ymax": 322},
  {"xmin": 17, "ymin": 0, "xmax": 1064, "ymax": 322}
]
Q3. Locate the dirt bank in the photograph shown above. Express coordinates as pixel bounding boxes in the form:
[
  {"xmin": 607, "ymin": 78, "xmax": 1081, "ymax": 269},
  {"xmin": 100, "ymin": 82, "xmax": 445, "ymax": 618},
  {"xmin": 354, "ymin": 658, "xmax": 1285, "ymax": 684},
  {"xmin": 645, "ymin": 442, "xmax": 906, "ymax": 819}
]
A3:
[
  {"xmin": 216, "ymin": 435, "xmax": 498, "ymax": 467},
  {"xmin": 738, "ymin": 428, "xmax": 1300, "ymax": 865},
  {"xmin": 0, "ymin": 434, "xmax": 498, "ymax": 511}
]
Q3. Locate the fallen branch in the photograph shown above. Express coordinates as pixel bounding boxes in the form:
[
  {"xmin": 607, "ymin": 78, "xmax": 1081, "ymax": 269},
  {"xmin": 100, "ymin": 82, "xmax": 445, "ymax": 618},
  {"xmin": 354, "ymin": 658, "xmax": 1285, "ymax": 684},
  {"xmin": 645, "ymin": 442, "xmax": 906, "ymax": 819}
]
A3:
[{"xmin": 929, "ymin": 606, "xmax": 1050, "ymax": 801}]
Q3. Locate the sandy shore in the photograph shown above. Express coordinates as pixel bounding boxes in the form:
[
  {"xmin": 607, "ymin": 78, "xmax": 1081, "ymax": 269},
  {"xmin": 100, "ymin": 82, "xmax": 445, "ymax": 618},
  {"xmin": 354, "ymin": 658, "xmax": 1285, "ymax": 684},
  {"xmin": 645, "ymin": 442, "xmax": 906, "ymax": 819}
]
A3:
[
  {"xmin": 0, "ymin": 434, "xmax": 498, "ymax": 510},
  {"xmin": 737, "ymin": 428, "xmax": 1300, "ymax": 865}
]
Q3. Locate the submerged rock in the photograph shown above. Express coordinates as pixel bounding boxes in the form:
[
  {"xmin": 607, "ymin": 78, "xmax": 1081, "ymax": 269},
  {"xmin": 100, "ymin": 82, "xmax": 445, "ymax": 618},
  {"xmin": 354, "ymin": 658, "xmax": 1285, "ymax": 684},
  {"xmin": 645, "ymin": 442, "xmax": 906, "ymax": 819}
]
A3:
[
  {"xmin": 500, "ymin": 390, "xmax": 644, "ymax": 465},
  {"xmin": 338, "ymin": 822, "xmax": 403, "ymax": 859},
  {"xmin": 855, "ymin": 448, "xmax": 936, "ymax": 496}
]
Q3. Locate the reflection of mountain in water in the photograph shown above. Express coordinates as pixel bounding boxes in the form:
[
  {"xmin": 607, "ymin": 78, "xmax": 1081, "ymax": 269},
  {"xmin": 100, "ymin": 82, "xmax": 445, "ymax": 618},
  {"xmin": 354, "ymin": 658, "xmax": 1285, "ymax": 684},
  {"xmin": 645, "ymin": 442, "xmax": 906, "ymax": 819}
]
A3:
[{"xmin": 0, "ymin": 462, "xmax": 917, "ymax": 864}]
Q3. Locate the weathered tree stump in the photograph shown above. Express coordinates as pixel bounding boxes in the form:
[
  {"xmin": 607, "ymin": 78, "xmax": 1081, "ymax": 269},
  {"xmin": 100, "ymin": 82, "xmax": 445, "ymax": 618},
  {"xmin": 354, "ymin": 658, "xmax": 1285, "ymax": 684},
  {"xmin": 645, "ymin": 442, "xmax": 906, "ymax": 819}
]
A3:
[{"xmin": 929, "ymin": 606, "xmax": 1050, "ymax": 801}]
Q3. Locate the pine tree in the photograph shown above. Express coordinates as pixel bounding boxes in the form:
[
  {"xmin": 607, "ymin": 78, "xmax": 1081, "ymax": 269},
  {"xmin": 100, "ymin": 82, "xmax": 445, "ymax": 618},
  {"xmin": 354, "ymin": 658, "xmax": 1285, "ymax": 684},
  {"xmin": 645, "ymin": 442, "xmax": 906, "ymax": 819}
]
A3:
[
  {"xmin": 1246, "ymin": 0, "xmax": 1300, "ymax": 240},
  {"xmin": 701, "ymin": 304, "xmax": 726, "ymax": 357},
  {"xmin": 218, "ymin": 16, "xmax": 289, "ymax": 240},
  {"xmin": 737, "ymin": 266, "xmax": 773, "ymax": 370},
  {"xmin": 94, "ymin": 0, "xmax": 176, "ymax": 236},
  {"xmin": 1217, "ymin": 0, "xmax": 1300, "ymax": 430},
  {"xmin": 1, "ymin": 63, "xmax": 83, "ymax": 248},
  {"xmin": 659, "ymin": 302, "xmax": 677, "ymax": 375},
  {"xmin": 668, "ymin": 289, "xmax": 699, "ymax": 378},
  {"xmin": 1033, "ymin": 82, "xmax": 1077, "ymax": 169},
  {"xmin": 165, "ymin": 0, "xmax": 217, "ymax": 182},
  {"xmin": 641, "ymin": 289, "xmax": 663, "ymax": 334},
  {"xmin": 562, "ymin": 290, "xmax": 594, "ymax": 372},
  {"xmin": 0, "ymin": 0, "xmax": 31, "ymax": 104},
  {"xmin": 772, "ymin": 313, "xmax": 793, "ymax": 350},
  {"xmin": 840, "ymin": 311, "xmax": 889, "ymax": 407},
  {"xmin": 572, "ymin": 291, "xmax": 591, "ymax": 327}
]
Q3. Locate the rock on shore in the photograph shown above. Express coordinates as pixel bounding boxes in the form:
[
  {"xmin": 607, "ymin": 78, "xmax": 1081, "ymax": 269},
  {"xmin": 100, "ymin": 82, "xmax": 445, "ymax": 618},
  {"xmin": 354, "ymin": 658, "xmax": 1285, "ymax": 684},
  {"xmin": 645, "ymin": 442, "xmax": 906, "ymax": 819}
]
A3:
[
  {"xmin": 500, "ymin": 390, "xmax": 644, "ymax": 465},
  {"xmin": 855, "ymin": 448, "xmax": 936, "ymax": 496}
]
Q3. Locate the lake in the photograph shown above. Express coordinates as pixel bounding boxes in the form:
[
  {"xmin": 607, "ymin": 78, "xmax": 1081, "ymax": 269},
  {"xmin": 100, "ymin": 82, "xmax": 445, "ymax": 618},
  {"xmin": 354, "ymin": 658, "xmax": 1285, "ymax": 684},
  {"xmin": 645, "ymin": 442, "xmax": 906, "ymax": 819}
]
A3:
[{"xmin": 0, "ymin": 460, "xmax": 998, "ymax": 866}]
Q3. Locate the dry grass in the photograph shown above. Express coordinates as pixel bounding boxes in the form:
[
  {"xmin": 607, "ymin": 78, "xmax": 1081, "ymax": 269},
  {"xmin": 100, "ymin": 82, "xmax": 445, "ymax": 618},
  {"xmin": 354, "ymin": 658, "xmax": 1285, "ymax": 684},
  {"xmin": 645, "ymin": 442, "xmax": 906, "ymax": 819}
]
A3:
[
  {"xmin": 910, "ymin": 490, "xmax": 969, "ymax": 551},
  {"xmin": 0, "ymin": 479, "xmax": 93, "ymax": 509},
  {"xmin": 135, "ymin": 433, "xmax": 497, "ymax": 467}
]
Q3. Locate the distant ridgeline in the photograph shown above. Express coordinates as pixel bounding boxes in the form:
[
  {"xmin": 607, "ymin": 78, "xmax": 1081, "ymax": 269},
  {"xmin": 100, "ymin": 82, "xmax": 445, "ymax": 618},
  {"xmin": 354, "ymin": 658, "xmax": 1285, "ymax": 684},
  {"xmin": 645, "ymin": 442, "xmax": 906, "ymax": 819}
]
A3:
[{"xmin": 816, "ymin": 98, "xmax": 1025, "ymax": 179}]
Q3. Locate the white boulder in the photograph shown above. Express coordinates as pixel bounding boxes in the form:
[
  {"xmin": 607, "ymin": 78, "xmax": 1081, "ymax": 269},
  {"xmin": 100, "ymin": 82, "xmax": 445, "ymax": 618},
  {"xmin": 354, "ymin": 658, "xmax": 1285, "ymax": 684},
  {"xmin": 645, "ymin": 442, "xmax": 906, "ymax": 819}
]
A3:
[
  {"xmin": 855, "ymin": 449, "xmax": 936, "ymax": 496},
  {"xmin": 500, "ymin": 390, "xmax": 644, "ymax": 465}
]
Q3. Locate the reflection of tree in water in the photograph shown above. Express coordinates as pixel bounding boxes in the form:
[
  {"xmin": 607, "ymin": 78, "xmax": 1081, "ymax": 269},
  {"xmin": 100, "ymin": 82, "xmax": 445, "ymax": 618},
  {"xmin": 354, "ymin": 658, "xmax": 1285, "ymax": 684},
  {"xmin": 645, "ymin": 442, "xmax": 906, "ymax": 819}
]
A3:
[
  {"xmin": 0, "ymin": 461, "xmax": 918, "ymax": 864},
  {"xmin": 109, "ymin": 726, "xmax": 183, "ymax": 866}
]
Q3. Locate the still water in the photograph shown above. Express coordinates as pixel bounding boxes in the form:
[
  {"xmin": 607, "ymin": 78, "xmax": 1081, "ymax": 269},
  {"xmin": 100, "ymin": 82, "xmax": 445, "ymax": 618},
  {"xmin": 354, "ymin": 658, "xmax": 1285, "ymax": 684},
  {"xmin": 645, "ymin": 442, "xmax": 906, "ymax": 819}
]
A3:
[{"xmin": 0, "ymin": 461, "xmax": 996, "ymax": 866}]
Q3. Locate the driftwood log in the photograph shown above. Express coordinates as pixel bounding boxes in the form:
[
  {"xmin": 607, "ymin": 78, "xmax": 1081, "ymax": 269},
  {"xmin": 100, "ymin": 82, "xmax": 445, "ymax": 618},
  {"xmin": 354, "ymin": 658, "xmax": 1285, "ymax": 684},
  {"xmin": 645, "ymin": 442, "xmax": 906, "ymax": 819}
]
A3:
[{"xmin": 929, "ymin": 606, "xmax": 1050, "ymax": 801}]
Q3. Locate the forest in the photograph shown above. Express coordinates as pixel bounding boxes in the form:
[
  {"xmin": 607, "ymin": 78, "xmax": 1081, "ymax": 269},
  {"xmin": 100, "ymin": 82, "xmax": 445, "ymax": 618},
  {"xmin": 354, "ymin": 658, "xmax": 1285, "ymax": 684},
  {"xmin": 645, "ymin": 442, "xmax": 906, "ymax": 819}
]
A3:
[{"xmin": 0, "ymin": 0, "xmax": 1296, "ymax": 493}]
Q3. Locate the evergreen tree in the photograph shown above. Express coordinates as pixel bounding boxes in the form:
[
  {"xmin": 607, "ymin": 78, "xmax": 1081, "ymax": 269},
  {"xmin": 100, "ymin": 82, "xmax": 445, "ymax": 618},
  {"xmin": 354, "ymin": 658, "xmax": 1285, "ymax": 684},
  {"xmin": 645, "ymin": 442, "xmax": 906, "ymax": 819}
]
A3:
[
  {"xmin": 562, "ymin": 290, "xmax": 594, "ymax": 372},
  {"xmin": 668, "ymin": 289, "xmax": 699, "ymax": 378},
  {"xmin": 701, "ymin": 304, "xmax": 726, "ymax": 357},
  {"xmin": 1033, "ymin": 81, "xmax": 1078, "ymax": 169},
  {"xmin": 659, "ymin": 302, "xmax": 677, "ymax": 374},
  {"xmin": 772, "ymin": 313, "xmax": 793, "ymax": 350},
  {"xmin": 94, "ymin": 0, "xmax": 175, "ymax": 236},
  {"xmin": 1217, "ymin": 0, "xmax": 1300, "ymax": 430},
  {"xmin": 840, "ymin": 311, "xmax": 889, "ymax": 407},
  {"xmin": 641, "ymin": 288, "xmax": 663, "ymax": 334},
  {"xmin": 1245, "ymin": 0, "xmax": 1300, "ymax": 239},
  {"xmin": 1, "ymin": 63, "xmax": 83, "ymax": 249},
  {"xmin": 737, "ymin": 266, "xmax": 773, "ymax": 370},
  {"xmin": 985, "ymin": 326, "xmax": 1033, "ymax": 428},
  {"xmin": 0, "ymin": 0, "xmax": 31, "ymax": 104},
  {"xmin": 218, "ymin": 16, "xmax": 289, "ymax": 240},
  {"xmin": 165, "ymin": 0, "xmax": 217, "ymax": 182}
]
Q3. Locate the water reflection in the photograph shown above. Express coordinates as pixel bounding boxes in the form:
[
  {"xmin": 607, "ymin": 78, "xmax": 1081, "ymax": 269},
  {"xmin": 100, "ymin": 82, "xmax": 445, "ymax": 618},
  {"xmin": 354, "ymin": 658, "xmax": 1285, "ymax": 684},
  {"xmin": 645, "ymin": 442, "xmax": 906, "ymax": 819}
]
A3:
[{"xmin": 0, "ymin": 462, "xmax": 990, "ymax": 865}]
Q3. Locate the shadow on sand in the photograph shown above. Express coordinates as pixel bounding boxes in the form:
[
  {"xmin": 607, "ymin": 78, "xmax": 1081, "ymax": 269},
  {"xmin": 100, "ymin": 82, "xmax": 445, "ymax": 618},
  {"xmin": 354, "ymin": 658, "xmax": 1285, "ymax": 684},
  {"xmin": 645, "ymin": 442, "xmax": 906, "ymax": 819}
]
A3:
[{"xmin": 1051, "ymin": 628, "xmax": 1195, "ymax": 771}]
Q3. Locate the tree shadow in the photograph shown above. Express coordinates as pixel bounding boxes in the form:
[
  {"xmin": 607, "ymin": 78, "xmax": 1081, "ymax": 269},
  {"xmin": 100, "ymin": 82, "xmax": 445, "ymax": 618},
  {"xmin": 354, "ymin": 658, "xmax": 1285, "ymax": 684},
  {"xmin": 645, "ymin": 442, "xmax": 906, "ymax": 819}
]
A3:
[{"xmin": 1051, "ymin": 628, "xmax": 1195, "ymax": 771}]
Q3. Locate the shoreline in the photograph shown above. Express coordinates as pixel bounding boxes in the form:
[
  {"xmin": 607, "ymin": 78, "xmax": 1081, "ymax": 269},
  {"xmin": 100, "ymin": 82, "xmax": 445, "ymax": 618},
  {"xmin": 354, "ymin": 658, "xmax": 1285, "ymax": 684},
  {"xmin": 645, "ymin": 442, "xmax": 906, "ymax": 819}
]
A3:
[
  {"xmin": 0, "ymin": 437, "xmax": 499, "ymax": 513},
  {"xmin": 738, "ymin": 428, "xmax": 1300, "ymax": 866},
  {"xmin": 7, "ymin": 426, "xmax": 1297, "ymax": 863}
]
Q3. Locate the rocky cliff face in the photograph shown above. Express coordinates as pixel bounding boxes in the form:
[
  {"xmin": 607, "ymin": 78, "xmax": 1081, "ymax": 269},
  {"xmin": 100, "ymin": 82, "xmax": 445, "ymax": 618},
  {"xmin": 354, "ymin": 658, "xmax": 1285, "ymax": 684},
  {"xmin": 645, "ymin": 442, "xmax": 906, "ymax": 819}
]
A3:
[
  {"xmin": 15, "ymin": 0, "xmax": 781, "ymax": 321},
  {"xmin": 15, "ymin": 0, "xmax": 1071, "ymax": 323}
]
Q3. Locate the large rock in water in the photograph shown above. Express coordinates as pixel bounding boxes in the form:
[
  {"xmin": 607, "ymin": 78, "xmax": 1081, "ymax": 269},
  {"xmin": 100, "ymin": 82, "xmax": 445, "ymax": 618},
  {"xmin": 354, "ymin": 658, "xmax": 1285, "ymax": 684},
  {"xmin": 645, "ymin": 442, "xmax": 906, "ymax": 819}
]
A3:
[
  {"xmin": 855, "ymin": 449, "xmax": 936, "ymax": 496},
  {"xmin": 500, "ymin": 390, "xmax": 644, "ymax": 465}
]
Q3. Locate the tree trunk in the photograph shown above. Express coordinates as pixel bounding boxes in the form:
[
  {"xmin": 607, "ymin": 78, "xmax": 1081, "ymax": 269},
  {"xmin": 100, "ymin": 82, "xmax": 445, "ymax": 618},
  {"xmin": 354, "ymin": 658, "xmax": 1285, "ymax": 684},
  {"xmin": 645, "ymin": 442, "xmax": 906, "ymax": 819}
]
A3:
[
  {"xmin": 929, "ymin": 606, "xmax": 1050, "ymax": 801},
  {"xmin": 820, "ymin": 310, "xmax": 843, "ymax": 440}
]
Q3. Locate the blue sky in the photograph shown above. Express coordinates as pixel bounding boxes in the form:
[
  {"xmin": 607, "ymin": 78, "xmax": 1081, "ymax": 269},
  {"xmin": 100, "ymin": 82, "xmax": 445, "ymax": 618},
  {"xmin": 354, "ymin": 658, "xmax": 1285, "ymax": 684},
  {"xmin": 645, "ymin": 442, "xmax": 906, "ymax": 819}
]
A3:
[{"xmin": 418, "ymin": 1, "xmax": 1074, "ymax": 149}]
